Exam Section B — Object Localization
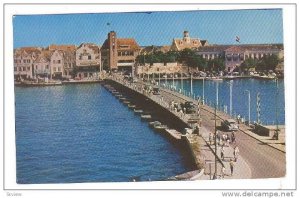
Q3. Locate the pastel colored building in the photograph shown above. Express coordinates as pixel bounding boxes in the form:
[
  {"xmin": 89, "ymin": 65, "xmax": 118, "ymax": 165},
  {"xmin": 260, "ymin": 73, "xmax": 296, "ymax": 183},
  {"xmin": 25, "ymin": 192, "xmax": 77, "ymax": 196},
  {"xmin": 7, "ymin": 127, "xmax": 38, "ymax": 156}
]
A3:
[
  {"xmin": 14, "ymin": 47, "xmax": 42, "ymax": 80},
  {"xmin": 75, "ymin": 43, "xmax": 101, "ymax": 79}
]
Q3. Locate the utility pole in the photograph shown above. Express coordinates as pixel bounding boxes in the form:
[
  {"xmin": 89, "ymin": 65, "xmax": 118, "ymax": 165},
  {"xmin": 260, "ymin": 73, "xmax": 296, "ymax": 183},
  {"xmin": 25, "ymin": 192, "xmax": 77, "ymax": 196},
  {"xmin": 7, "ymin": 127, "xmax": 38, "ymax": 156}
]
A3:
[
  {"xmin": 245, "ymin": 90, "xmax": 251, "ymax": 125},
  {"xmin": 229, "ymin": 80, "xmax": 233, "ymax": 116},
  {"xmin": 214, "ymin": 103, "xmax": 217, "ymax": 178},
  {"xmin": 216, "ymin": 82, "xmax": 219, "ymax": 109},
  {"xmin": 275, "ymin": 78, "xmax": 279, "ymax": 140},
  {"xmin": 202, "ymin": 78, "xmax": 205, "ymax": 104},
  {"xmin": 159, "ymin": 71, "xmax": 161, "ymax": 86},
  {"xmin": 190, "ymin": 73, "xmax": 193, "ymax": 95},
  {"xmin": 181, "ymin": 70, "xmax": 183, "ymax": 92}
]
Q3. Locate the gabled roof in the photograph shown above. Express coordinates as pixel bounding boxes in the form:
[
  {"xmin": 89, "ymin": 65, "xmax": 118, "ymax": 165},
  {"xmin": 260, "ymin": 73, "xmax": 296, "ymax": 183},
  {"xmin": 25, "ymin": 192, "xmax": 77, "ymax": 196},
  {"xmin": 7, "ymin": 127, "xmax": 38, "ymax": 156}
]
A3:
[
  {"xmin": 117, "ymin": 38, "xmax": 140, "ymax": 51},
  {"xmin": 48, "ymin": 44, "xmax": 76, "ymax": 52},
  {"xmin": 77, "ymin": 43, "xmax": 99, "ymax": 54},
  {"xmin": 34, "ymin": 51, "xmax": 51, "ymax": 63},
  {"xmin": 200, "ymin": 40, "xmax": 209, "ymax": 46},
  {"xmin": 101, "ymin": 38, "xmax": 140, "ymax": 51},
  {"xmin": 14, "ymin": 47, "xmax": 42, "ymax": 57}
]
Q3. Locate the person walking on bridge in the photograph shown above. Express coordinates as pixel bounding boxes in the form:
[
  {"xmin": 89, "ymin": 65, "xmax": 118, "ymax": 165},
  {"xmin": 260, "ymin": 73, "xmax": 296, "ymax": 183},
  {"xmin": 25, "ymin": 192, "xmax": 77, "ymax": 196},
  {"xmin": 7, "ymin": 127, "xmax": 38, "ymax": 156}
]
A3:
[
  {"xmin": 229, "ymin": 158, "xmax": 234, "ymax": 176},
  {"xmin": 231, "ymin": 132, "xmax": 236, "ymax": 144},
  {"xmin": 209, "ymin": 132, "xmax": 213, "ymax": 145},
  {"xmin": 221, "ymin": 146, "xmax": 225, "ymax": 161},
  {"xmin": 234, "ymin": 146, "xmax": 240, "ymax": 162}
]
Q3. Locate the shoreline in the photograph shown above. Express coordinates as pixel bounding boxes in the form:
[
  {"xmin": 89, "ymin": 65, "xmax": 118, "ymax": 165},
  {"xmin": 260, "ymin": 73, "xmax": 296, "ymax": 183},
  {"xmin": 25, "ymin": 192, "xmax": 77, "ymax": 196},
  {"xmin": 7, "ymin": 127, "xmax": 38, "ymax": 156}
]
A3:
[{"xmin": 14, "ymin": 75, "xmax": 283, "ymax": 87}]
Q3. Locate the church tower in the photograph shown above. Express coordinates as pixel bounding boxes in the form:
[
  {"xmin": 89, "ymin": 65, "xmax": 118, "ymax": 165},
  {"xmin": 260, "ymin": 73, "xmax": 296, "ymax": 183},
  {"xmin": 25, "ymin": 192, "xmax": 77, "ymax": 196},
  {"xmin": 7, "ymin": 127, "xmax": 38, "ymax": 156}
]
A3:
[{"xmin": 183, "ymin": 30, "xmax": 191, "ymax": 43}]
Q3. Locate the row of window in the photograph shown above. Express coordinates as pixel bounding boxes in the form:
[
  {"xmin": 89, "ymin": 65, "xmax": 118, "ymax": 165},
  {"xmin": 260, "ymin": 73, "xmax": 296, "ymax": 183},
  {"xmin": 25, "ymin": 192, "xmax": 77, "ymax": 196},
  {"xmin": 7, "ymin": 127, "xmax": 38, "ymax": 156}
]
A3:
[
  {"xmin": 118, "ymin": 51, "xmax": 134, "ymax": 56},
  {"xmin": 79, "ymin": 55, "xmax": 92, "ymax": 60},
  {"xmin": 53, "ymin": 67, "xmax": 62, "ymax": 72},
  {"xmin": 52, "ymin": 60, "xmax": 62, "ymax": 64},
  {"xmin": 14, "ymin": 65, "xmax": 62, "ymax": 72},
  {"xmin": 35, "ymin": 65, "xmax": 49, "ymax": 70},
  {"xmin": 14, "ymin": 66, "xmax": 31, "ymax": 72},
  {"xmin": 14, "ymin": 59, "xmax": 31, "ymax": 64}
]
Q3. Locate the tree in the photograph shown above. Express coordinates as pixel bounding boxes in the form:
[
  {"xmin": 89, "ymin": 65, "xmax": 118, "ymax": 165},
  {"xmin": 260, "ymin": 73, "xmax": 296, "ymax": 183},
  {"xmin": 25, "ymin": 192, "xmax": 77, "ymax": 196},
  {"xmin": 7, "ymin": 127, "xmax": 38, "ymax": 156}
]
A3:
[
  {"xmin": 256, "ymin": 55, "xmax": 279, "ymax": 71},
  {"xmin": 240, "ymin": 58, "xmax": 257, "ymax": 71}
]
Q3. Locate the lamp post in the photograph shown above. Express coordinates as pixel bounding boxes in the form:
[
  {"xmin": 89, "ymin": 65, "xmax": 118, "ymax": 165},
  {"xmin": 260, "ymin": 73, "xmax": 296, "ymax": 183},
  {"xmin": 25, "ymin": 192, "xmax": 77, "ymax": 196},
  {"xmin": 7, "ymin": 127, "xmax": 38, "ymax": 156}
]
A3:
[
  {"xmin": 181, "ymin": 70, "xmax": 183, "ymax": 92},
  {"xmin": 165, "ymin": 74, "xmax": 167, "ymax": 86},
  {"xmin": 244, "ymin": 90, "xmax": 251, "ymax": 125},
  {"xmin": 172, "ymin": 72, "xmax": 175, "ymax": 88},
  {"xmin": 158, "ymin": 70, "xmax": 161, "ymax": 86},
  {"xmin": 275, "ymin": 78, "xmax": 279, "ymax": 140},
  {"xmin": 229, "ymin": 81, "xmax": 233, "ymax": 116},
  {"xmin": 216, "ymin": 81, "xmax": 219, "ymax": 109},
  {"xmin": 202, "ymin": 78, "xmax": 205, "ymax": 104},
  {"xmin": 214, "ymin": 103, "xmax": 217, "ymax": 178},
  {"xmin": 190, "ymin": 73, "xmax": 193, "ymax": 95}
]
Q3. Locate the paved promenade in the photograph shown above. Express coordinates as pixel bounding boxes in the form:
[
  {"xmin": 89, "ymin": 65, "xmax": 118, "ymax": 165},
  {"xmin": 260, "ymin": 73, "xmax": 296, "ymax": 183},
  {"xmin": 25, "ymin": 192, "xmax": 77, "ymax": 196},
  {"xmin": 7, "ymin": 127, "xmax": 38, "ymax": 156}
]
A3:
[{"xmin": 108, "ymin": 75, "xmax": 286, "ymax": 179}]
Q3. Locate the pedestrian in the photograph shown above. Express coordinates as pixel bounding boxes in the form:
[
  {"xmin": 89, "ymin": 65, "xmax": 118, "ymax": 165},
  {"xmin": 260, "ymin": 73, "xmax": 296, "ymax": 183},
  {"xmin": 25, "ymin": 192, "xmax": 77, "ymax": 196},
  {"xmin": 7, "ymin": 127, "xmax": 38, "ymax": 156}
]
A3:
[
  {"xmin": 221, "ymin": 166, "xmax": 226, "ymax": 178},
  {"xmin": 221, "ymin": 146, "xmax": 225, "ymax": 160},
  {"xmin": 226, "ymin": 138, "xmax": 230, "ymax": 147},
  {"xmin": 209, "ymin": 132, "xmax": 213, "ymax": 145},
  {"xmin": 219, "ymin": 138, "xmax": 223, "ymax": 146},
  {"xmin": 234, "ymin": 146, "xmax": 239, "ymax": 161},
  {"xmin": 237, "ymin": 114, "xmax": 241, "ymax": 124},
  {"xmin": 212, "ymin": 173, "xmax": 217, "ymax": 180},
  {"xmin": 230, "ymin": 158, "xmax": 234, "ymax": 176},
  {"xmin": 222, "ymin": 134, "xmax": 226, "ymax": 141},
  {"xmin": 231, "ymin": 132, "xmax": 236, "ymax": 143}
]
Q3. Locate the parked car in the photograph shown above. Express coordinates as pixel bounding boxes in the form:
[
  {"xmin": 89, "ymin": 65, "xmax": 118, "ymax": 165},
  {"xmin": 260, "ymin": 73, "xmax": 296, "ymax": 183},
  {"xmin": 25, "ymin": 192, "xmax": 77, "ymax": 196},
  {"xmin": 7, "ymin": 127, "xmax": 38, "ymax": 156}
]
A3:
[
  {"xmin": 221, "ymin": 119, "xmax": 239, "ymax": 131},
  {"xmin": 153, "ymin": 87, "xmax": 160, "ymax": 95},
  {"xmin": 184, "ymin": 101, "xmax": 197, "ymax": 114}
]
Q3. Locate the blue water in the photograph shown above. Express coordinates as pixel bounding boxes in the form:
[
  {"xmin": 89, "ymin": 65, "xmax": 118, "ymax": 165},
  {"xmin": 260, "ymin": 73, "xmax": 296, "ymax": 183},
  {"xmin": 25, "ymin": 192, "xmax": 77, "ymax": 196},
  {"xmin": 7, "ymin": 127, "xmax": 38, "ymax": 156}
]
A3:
[
  {"xmin": 15, "ymin": 84, "xmax": 193, "ymax": 184},
  {"xmin": 165, "ymin": 78, "xmax": 285, "ymax": 125}
]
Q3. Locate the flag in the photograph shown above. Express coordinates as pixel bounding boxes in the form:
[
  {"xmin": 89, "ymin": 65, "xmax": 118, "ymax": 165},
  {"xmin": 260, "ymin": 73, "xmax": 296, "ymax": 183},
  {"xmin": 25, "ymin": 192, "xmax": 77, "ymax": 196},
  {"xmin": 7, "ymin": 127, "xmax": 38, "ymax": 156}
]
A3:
[
  {"xmin": 236, "ymin": 36, "xmax": 240, "ymax": 43},
  {"xmin": 107, "ymin": 22, "xmax": 110, "ymax": 26}
]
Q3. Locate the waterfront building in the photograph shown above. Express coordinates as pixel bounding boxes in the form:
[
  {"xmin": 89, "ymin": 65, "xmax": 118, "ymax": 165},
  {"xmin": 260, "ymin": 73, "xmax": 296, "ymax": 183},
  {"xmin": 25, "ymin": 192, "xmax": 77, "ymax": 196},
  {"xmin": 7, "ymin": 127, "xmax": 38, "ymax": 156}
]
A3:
[
  {"xmin": 14, "ymin": 47, "xmax": 42, "ymax": 80},
  {"xmin": 170, "ymin": 31, "xmax": 209, "ymax": 51},
  {"xmin": 48, "ymin": 44, "xmax": 76, "ymax": 79},
  {"xmin": 101, "ymin": 31, "xmax": 140, "ymax": 71},
  {"xmin": 50, "ymin": 50, "xmax": 64, "ymax": 79},
  {"xmin": 196, "ymin": 44, "xmax": 284, "ymax": 72},
  {"xmin": 75, "ymin": 43, "xmax": 101, "ymax": 79},
  {"xmin": 33, "ymin": 51, "xmax": 51, "ymax": 79}
]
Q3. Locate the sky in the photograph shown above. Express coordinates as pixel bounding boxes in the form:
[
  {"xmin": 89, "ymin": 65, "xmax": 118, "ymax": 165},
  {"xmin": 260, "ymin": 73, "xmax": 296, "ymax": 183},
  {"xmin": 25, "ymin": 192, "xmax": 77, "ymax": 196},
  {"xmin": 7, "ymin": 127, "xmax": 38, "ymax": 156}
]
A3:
[{"xmin": 13, "ymin": 9, "xmax": 283, "ymax": 48}]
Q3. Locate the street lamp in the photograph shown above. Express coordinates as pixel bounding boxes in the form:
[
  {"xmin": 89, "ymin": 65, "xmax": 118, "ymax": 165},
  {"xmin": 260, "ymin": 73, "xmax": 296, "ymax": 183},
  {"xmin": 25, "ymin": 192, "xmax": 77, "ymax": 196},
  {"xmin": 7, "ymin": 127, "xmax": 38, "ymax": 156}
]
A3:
[
  {"xmin": 244, "ymin": 89, "xmax": 251, "ymax": 125},
  {"xmin": 275, "ymin": 77, "xmax": 279, "ymax": 140},
  {"xmin": 229, "ymin": 80, "xmax": 233, "ymax": 116},
  {"xmin": 190, "ymin": 73, "xmax": 193, "ymax": 95},
  {"xmin": 181, "ymin": 70, "xmax": 183, "ymax": 92},
  {"xmin": 172, "ymin": 72, "xmax": 175, "ymax": 88},
  {"xmin": 202, "ymin": 77, "xmax": 205, "ymax": 104},
  {"xmin": 216, "ymin": 81, "xmax": 219, "ymax": 109},
  {"xmin": 158, "ymin": 70, "xmax": 161, "ymax": 86},
  {"xmin": 214, "ymin": 103, "xmax": 217, "ymax": 178}
]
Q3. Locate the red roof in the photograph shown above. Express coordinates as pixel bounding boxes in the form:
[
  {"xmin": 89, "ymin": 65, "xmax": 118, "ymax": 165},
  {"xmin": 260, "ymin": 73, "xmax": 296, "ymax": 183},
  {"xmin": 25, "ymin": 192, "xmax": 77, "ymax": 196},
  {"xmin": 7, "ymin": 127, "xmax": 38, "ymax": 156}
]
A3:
[{"xmin": 117, "ymin": 38, "xmax": 140, "ymax": 50}]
